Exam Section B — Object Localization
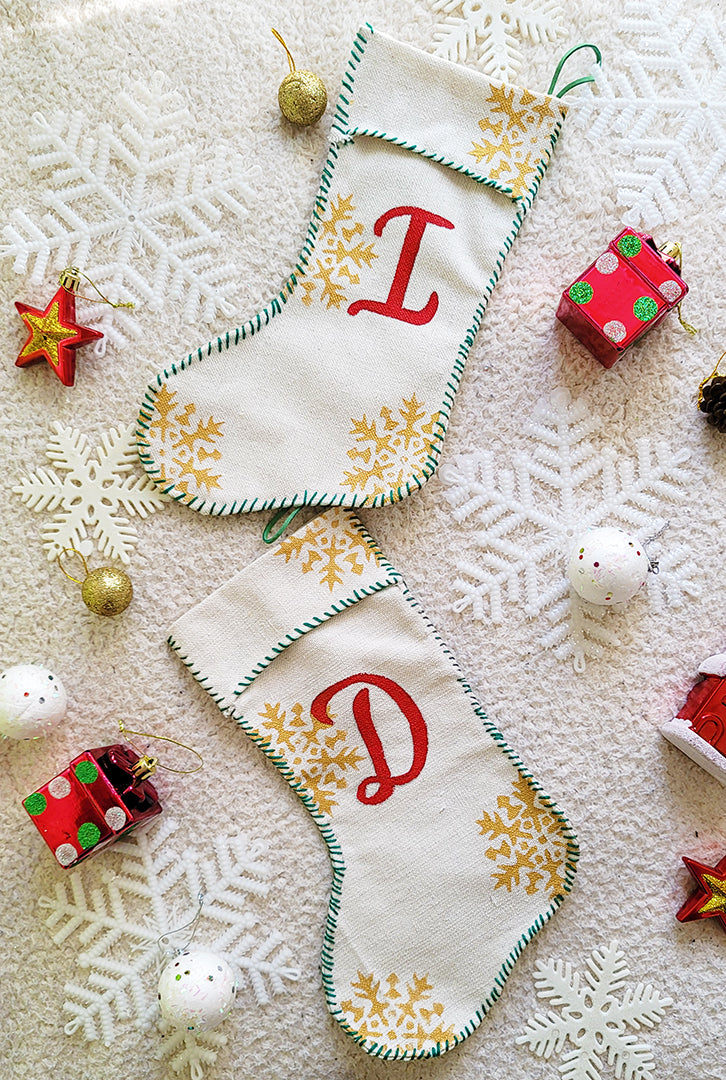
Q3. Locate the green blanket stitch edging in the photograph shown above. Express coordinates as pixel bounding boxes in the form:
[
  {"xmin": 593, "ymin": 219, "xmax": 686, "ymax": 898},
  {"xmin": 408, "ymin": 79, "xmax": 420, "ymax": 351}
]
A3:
[
  {"xmin": 168, "ymin": 584, "xmax": 579, "ymax": 1060},
  {"xmin": 136, "ymin": 22, "xmax": 566, "ymax": 515}
]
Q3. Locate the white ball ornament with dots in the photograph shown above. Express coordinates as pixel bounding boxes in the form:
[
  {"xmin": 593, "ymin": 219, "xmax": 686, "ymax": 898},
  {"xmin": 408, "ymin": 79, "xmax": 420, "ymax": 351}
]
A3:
[
  {"xmin": 158, "ymin": 948, "xmax": 237, "ymax": 1031},
  {"xmin": 0, "ymin": 664, "xmax": 67, "ymax": 739},
  {"xmin": 567, "ymin": 526, "xmax": 649, "ymax": 605}
]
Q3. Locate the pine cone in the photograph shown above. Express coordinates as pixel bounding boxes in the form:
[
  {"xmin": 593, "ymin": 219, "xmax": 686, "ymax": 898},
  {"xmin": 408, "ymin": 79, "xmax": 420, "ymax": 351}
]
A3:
[{"xmin": 699, "ymin": 375, "xmax": 726, "ymax": 432}]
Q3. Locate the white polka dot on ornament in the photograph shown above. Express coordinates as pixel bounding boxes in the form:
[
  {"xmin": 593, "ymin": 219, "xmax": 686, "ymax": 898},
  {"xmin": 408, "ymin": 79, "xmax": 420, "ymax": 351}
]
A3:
[
  {"xmin": 158, "ymin": 949, "xmax": 237, "ymax": 1031},
  {"xmin": 0, "ymin": 664, "xmax": 67, "ymax": 739},
  {"xmin": 567, "ymin": 526, "xmax": 649, "ymax": 605}
]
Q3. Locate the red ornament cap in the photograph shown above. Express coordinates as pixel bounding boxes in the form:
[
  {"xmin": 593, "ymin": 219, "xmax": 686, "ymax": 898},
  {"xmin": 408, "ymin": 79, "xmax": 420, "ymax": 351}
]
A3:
[
  {"xmin": 676, "ymin": 854, "xmax": 726, "ymax": 932},
  {"xmin": 15, "ymin": 285, "xmax": 103, "ymax": 387}
]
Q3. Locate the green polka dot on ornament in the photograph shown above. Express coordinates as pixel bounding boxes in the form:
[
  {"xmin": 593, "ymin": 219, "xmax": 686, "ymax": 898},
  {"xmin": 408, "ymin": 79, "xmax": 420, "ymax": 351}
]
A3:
[
  {"xmin": 75, "ymin": 760, "xmax": 99, "ymax": 784},
  {"xmin": 633, "ymin": 296, "xmax": 658, "ymax": 321},
  {"xmin": 617, "ymin": 234, "xmax": 642, "ymax": 257},
  {"xmin": 569, "ymin": 281, "xmax": 593, "ymax": 304},
  {"xmin": 77, "ymin": 821, "xmax": 101, "ymax": 849},
  {"xmin": 24, "ymin": 792, "xmax": 47, "ymax": 816}
]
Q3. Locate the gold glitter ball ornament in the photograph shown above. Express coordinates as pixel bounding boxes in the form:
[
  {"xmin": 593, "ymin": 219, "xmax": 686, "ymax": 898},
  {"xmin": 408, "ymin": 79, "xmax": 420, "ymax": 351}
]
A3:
[
  {"xmin": 272, "ymin": 28, "xmax": 327, "ymax": 127},
  {"xmin": 278, "ymin": 70, "xmax": 327, "ymax": 126},
  {"xmin": 81, "ymin": 567, "xmax": 133, "ymax": 616}
]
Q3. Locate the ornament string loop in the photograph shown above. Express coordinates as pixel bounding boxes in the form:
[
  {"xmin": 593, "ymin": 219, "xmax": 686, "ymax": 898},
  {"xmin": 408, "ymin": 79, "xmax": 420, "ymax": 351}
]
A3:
[
  {"xmin": 698, "ymin": 351, "xmax": 726, "ymax": 407},
  {"xmin": 262, "ymin": 505, "xmax": 303, "ymax": 544},
  {"xmin": 117, "ymin": 720, "xmax": 204, "ymax": 775},
  {"xmin": 158, "ymin": 890, "xmax": 206, "ymax": 960},
  {"xmin": 59, "ymin": 267, "xmax": 135, "ymax": 309},
  {"xmin": 56, "ymin": 545, "xmax": 90, "ymax": 585},
  {"xmin": 547, "ymin": 43, "xmax": 602, "ymax": 98},
  {"xmin": 271, "ymin": 28, "xmax": 296, "ymax": 73}
]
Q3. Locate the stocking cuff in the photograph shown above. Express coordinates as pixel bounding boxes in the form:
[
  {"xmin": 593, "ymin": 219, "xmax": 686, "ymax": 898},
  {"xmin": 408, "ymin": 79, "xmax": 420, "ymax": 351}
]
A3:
[
  {"xmin": 332, "ymin": 25, "xmax": 567, "ymax": 202},
  {"xmin": 168, "ymin": 511, "xmax": 400, "ymax": 711}
]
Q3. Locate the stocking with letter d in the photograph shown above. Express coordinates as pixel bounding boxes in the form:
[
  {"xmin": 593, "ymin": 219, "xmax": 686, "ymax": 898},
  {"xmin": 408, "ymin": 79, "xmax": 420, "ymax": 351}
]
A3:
[{"xmin": 168, "ymin": 508, "xmax": 578, "ymax": 1058}]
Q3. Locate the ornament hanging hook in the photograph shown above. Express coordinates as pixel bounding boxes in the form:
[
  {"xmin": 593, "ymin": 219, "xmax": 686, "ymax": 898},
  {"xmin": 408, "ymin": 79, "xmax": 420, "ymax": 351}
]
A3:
[
  {"xmin": 59, "ymin": 267, "xmax": 135, "ymax": 309},
  {"xmin": 271, "ymin": 28, "xmax": 296, "ymax": 74},
  {"xmin": 262, "ymin": 505, "xmax": 303, "ymax": 544},
  {"xmin": 657, "ymin": 243, "xmax": 697, "ymax": 336},
  {"xmin": 698, "ymin": 351, "xmax": 726, "ymax": 407},
  {"xmin": 642, "ymin": 521, "xmax": 669, "ymax": 575},
  {"xmin": 117, "ymin": 719, "xmax": 204, "ymax": 774},
  {"xmin": 56, "ymin": 545, "xmax": 90, "ymax": 585},
  {"xmin": 157, "ymin": 889, "xmax": 206, "ymax": 959},
  {"xmin": 547, "ymin": 43, "xmax": 602, "ymax": 99}
]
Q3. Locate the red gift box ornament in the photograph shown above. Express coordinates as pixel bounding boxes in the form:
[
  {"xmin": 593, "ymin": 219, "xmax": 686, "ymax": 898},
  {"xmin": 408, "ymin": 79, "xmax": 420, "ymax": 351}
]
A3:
[
  {"xmin": 22, "ymin": 721, "xmax": 202, "ymax": 868},
  {"xmin": 556, "ymin": 230, "xmax": 690, "ymax": 368},
  {"xmin": 23, "ymin": 743, "xmax": 162, "ymax": 868}
]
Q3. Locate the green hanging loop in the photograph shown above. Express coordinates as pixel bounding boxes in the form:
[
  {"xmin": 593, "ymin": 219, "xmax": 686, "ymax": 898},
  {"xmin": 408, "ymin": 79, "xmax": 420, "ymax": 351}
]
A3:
[
  {"xmin": 262, "ymin": 505, "xmax": 303, "ymax": 544},
  {"xmin": 548, "ymin": 43, "xmax": 602, "ymax": 99}
]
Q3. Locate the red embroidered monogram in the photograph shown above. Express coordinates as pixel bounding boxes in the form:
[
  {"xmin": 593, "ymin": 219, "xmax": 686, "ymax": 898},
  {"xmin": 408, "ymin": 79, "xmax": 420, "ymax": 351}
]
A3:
[
  {"xmin": 310, "ymin": 674, "xmax": 429, "ymax": 804},
  {"xmin": 347, "ymin": 206, "xmax": 455, "ymax": 325}
]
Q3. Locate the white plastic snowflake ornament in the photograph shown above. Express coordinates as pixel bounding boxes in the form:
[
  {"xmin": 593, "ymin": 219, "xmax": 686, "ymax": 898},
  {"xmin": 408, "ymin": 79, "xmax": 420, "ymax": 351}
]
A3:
[
  {"xmin": 439, "ymin": 390, "xmax": 697, "ymax": 669},
  {"xmin": 13, "ymin": 421, "xmax": 169, "ymax": 564},
  {"xmin": 431, "ymin": 0, "xmax": 565, "ymax": 81},
  {"xmin": 581, "ymin": 1, "xmax": 726, "ymax": 227},
  {"xmin": 1, "ymin": 72, "xmax": 259, "ymax": 352},
  {"xmin": 39, "ymin": 820, "xmax": 299, "ymax": 1078},
  {"xmin": 517, "ymin": 941, "xmax": 673, "ymax": 1080},
  {"xmin": 567, "ymin": 526, "xmax": 649, "ymax": 605}
]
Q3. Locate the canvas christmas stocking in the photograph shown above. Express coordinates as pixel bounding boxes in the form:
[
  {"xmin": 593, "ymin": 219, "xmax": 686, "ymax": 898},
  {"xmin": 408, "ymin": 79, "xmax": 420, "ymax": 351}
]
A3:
[
  {"xmin": 138, "ymin": 25, "xmax": 567, "ymax": 517},
  {"xmin": 168, "ymin": 509, "xmax": 578, "ymax": 1058}
]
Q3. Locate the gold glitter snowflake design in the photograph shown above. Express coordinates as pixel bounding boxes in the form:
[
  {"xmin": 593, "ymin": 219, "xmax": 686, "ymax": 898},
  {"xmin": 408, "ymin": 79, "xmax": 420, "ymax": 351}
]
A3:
[
  {"xmin": 341, "ymin": 971, "xmax": 456, "ymax": 1052},
  {"xmin": 469, "ymin": 84, "xmax": 564, "ymax": 198},
  {"xmin": 253, "ymin": 701, "xmax": 365, "ymax": 816},
  {"xmin": 143, "ymin": 384, "xmax": 224, "ymax": 501},
  {"xmin": 300, "ymin": 193, "xmax": 377, "ymax": 309},
  {"xmin": 476, "ymin": 776, "xmax": 567, "ymax": 898},
  {"xmin": 273, "ymin": 510, "xmax": 383, "ymax": 592},
  {"xmin": 341, "ymin": 394, "xmax": 440, "ymax": 500}
]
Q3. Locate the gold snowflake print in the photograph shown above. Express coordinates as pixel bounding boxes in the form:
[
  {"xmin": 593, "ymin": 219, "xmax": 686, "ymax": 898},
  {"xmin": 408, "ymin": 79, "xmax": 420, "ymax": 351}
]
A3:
[
  {"xmin": 252, "ymin": 701, "xmax": 365, "ymax": 816},
  {"xmin": 272, "ymin": 510, "xmax": 383, "ymax": 591},
  {"xmin": 469, "ymin": 84, "xmax": 565, "ymax": 199},
  {"xmin": 342, "ymin": 394, "xmax": 439, "ymax": 500},
  {"xmin": 300, "ymin": 193, "xmax": 377, "ymax": 309},
  {"xmin": 143, "ymin": 384, "xmax": 224, "ymax": 501},
  {"xmin": 341, "ymin": 971, "xmax": 456, "ymax": 1052},
  {"xmin": 476, "ymin": 776, "xmax": 568, "ymax": 899}
]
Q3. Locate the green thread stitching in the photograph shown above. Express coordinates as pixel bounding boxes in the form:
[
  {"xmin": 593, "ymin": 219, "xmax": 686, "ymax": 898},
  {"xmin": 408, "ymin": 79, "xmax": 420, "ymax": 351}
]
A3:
[
  {"xmin": 134, "ymin": 23, "xmax": 565, "ymax": 517},
  {"xmin": 326, "ymin": 583, "xmax": 578, "ymax": 1059},
  {"xmin": 227, "ymin": 511, "xmax": 401, "ymax": 696},
  {"xmin": 332, "ymin": 125, "xmax": 521, "ymax": 200},
  {"xmin": 167, "ymin": 544, "xmax": 578, "ymax": 1059}
]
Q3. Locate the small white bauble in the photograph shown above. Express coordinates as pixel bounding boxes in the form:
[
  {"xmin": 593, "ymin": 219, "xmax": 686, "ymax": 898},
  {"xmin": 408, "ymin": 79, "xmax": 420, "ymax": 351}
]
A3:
[
  {"xmin": 567, "ymin": 526, "xmax": 649, "ymax": 605},
  {"xmin": 0, "ymin": 664, "xmax": 67, "ymax": 739},
  {"xmin": 158, "ymin": 949, "xmax": 237, "ymax": 1031}
]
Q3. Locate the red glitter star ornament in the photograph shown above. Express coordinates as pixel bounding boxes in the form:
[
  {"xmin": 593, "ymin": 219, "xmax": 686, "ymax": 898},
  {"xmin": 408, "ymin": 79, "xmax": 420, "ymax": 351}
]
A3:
[
  {"xmin": 15, "ymin": 284, "xmax": 103, "ymax": 387},
  {"xmin": 676, "ymin": 854, "xmax": 726, "ymax": 932}
]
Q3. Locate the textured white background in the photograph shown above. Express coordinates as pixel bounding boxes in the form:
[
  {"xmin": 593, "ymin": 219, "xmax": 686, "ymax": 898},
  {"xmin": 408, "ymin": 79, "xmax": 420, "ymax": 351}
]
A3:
[{"xmin": 0, "ymin": 2, "xmax": 724, "ymax": 1079}]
